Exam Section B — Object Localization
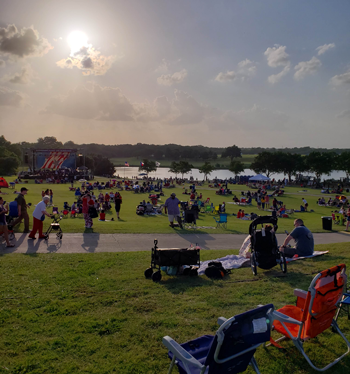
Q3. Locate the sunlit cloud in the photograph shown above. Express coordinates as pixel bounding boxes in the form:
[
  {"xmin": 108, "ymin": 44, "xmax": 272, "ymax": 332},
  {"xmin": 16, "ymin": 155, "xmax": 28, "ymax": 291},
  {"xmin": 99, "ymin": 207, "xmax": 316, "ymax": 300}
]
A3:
[
  {"xmin": 157, "ymin": 69, "xmax": 187, "ymax": 86},
  {"xmin": 268, "ymin": 65, "xmax": 290, "ymax": 84},
  {"xmin": 264, "ymin": 45, "xmax": 290, "ymax": 67},
  {"xmin": 215, "ymin": 70, "xmax": 236, "ymax": 82},
  {"xmin": 0, "ymin": 24, "xmax": 52, "ymax": 59},
  {"xmin": 316, "ymin": 43, "xmax": 335, "ymax": 56},
  {"xmin": 215, "ymin": 59, "xmax": 257, "ymax": 83},
  {"xmin": 294, "ymin": 56, "xmax": 321, "ymax": 81},
  {"xmin": 330, "ymin": 71, "xmax": 350, "ymax": 86},
  {"xmin": 0, "ymin": 86, "xmax": 26, "ymax": 107},
  {"xmin": 3, "ymin": 66, "xmax": 35, "ymax": 84},
  {"xmin": 155, "ymin": 58, "xmax": 181, "ymax": 73}
]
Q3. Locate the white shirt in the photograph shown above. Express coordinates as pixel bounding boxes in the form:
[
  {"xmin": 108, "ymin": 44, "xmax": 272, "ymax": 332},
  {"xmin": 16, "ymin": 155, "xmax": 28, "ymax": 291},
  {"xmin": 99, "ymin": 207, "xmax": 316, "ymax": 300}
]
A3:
[{"xmin": 33, "ymin": 201, "xmax": 47, "ymax": 220}]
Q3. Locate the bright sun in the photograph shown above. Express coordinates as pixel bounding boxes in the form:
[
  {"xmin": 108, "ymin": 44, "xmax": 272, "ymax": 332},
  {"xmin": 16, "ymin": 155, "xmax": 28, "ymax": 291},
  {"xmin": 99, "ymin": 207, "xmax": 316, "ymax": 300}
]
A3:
[{"xmin": 67, "ymin": 31, "xmax": 89, "ymax": 55}]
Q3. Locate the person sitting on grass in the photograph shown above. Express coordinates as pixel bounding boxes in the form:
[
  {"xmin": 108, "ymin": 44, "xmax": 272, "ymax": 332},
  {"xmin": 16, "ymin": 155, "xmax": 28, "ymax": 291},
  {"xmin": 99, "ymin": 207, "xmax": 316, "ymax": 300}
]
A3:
[
  {"xmin": 99, "ymin": 210, "xmax": 106, "ymax": 221},
  {"xmin": 279, "ymin": 218, "xmax": 314, "ymax": 258}
]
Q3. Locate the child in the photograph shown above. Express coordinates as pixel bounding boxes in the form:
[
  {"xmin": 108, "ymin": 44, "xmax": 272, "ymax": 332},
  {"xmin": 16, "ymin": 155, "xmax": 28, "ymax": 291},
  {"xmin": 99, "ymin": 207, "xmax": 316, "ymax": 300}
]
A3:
[{"xmin": 99, "ymin": 210, "xmax": 106, "ymax": 221}]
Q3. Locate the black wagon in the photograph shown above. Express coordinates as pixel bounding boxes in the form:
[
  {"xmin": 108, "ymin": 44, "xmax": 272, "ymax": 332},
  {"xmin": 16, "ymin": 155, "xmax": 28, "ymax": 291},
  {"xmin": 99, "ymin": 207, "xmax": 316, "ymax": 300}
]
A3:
[{"xmin": 144, "ymin": 239, "xmax": 200, "ymax": 281}]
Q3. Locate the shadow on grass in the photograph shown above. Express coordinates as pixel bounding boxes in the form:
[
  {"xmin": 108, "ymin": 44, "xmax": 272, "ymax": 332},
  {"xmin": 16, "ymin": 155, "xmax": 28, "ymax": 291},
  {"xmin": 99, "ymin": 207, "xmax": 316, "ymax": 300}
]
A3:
[{"xmin": 158, "ymin": 275, "xmax": 214, "ymax": 294}]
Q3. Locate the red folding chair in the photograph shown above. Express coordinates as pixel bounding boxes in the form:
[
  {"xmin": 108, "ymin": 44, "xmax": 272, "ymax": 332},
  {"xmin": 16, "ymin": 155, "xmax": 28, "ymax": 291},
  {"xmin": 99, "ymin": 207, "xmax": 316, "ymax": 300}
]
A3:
[{"xmin": 270, "ymin": 264, "xmax": 350, "ymax": 371}]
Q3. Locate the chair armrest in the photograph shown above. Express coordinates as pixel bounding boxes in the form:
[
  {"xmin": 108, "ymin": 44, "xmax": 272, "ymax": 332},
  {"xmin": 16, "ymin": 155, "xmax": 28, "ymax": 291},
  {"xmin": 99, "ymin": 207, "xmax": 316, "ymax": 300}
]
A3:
[
  {"xmin": 272, "ymin": 311, "xmax": 303, "ymax": 326},
  {"xmin": 294, "ymin": 289, "xmax": 307, "ymax": 298},
  {"xmin": 217, "ymin": 317, "xmax": 228, "ymax": 326},
  {"xmin": 162, "ymin": 336, "xmax": 203, "ymax": 370}
]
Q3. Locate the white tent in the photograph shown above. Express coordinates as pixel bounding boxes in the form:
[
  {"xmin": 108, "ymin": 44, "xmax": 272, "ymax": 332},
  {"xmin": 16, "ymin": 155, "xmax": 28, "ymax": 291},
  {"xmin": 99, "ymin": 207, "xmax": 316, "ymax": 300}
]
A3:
[{"xmin": 249, "ymin": 174, "xmax": 270, "ymax": 181}]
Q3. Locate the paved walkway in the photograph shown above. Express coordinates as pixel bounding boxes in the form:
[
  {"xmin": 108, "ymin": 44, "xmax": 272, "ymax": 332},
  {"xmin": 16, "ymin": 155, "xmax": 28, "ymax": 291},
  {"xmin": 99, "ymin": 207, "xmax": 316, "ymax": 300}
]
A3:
[{"xmin": 1, "ymin": 232, "xmax": 350, "ymax": 254}]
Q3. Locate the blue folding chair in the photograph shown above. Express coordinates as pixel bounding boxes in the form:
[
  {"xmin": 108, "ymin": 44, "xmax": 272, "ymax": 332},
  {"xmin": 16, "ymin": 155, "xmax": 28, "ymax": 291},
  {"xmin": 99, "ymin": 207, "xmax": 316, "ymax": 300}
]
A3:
[
  {"xmin": 213, "ymin": 213, "xmax": 228, "ymax": 229},
  {"xmin": 163, "ymin": 304, "xmax": 274, "ymax": 374}
]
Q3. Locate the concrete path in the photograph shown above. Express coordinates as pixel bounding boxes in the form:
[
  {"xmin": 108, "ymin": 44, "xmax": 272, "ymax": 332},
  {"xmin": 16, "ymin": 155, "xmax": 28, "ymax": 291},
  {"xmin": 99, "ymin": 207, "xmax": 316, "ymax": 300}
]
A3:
[{"xmin": 1, "ymin": 231, "xmax": 350, "ymax": 254}]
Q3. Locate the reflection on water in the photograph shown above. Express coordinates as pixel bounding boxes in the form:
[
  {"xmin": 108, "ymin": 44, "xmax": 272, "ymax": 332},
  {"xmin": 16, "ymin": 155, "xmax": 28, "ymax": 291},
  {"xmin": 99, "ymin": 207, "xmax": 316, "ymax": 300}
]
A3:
[{"xmin": 114, "ymin": 167, "xmax": 346, "ymax": 181}]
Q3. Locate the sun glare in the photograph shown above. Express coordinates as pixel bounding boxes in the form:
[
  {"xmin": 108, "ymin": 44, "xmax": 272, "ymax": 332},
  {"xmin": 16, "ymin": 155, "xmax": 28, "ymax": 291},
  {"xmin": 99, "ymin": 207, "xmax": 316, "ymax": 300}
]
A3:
[{"xmin": 67, "ymin": 30, "xmax": 89, "ymax": 55}]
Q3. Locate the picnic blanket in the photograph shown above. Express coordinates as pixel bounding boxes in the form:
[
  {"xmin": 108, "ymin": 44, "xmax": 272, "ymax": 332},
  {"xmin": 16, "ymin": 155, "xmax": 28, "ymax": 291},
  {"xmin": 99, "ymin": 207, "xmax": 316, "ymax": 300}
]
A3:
[
  {"xmin": 285, "ymin": 250, "xmax": 328, "ymax": 262},
  {"xmin": 198, "ymin": 255, "xmax": 250, "ymax": 275}
]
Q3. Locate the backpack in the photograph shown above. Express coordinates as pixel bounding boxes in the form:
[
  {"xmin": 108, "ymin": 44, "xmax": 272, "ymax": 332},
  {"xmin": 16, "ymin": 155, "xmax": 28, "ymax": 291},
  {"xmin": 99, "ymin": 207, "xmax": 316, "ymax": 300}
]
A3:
[{"xmin": 205, "ymin": 261, "xmax": 228, "ymax": 279}]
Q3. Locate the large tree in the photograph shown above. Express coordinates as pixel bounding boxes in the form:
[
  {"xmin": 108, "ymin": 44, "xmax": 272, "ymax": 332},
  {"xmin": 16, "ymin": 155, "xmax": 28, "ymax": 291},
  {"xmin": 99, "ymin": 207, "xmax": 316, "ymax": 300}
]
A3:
[
  {"xmin": 274, "ymin": 152, "xmax": 306, "ymax": 182},
  {"xmin": 221, "ymin": 145, "xmax": 241, "ymax": 161},
  {"xmin": 169, "ymin": 161, "xmax": 180, "ymax": 178},
  {"xmin": 0, "ymin": 136, "xmax": 21, "ymax": 175},
  {"xmin": 337, "ymin": 151, "xmax": 350, "ymax": 178},
  {"xmin": 250, "ymin": 152, "xmax": 277, "ymax": 178},
  {"xmin": 177, "ymin": 161, "xmax": 193, "ymax": 179},
  {"xmin": 36, "ymin": 136, "xmax": 63, "ymax": 149},
  {"xmin": 305, "ymin": 151, "xmax": 337, "ymax": 180},
  {"xmin": 198, "ymin": 162, "xmax": 215, "ymax": 181},
  {"xmin": 228, "ymin": 160, "xmax": 245, "ymax": 176},
  {"xmin": 139, "ymin": 159, "xmax": 157, "ymax": 177}
]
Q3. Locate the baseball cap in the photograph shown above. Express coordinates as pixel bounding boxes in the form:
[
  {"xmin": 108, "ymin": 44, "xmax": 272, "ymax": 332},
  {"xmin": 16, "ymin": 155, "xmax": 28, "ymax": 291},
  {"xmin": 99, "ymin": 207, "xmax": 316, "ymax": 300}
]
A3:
[
  {"xmin": 20, "ymin": 187, "xmax": 28, "ymax": 192},
  {"xmin": 171, "ymin": 193, "xmax": 176, "ymax": 197}
]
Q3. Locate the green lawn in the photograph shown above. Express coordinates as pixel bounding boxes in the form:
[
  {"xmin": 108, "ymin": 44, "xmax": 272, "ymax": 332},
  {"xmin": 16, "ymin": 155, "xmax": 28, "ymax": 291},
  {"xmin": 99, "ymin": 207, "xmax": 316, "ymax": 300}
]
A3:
[
  {"xmin": 1, "ymin": 243, "xmax": 350, "ymax": 373},
  {"xmin": 4, "ymin": 177, "xmax": 347, "ymax": 235}
]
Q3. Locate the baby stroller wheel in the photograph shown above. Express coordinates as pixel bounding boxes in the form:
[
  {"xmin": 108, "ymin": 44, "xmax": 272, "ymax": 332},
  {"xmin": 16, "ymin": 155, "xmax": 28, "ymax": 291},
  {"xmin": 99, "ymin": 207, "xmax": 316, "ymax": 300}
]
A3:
[
  {"xmin": 44, "ymin": 234, "xmax": 49, "ymax": 240},
  {"xmin": 251, "ymin": 252, "xmax": 257, "ymax": 276},
  {"xmin": 151, "ymin": 270, "xmax": 162, "ymax": 282},
  {"xmin": 9, "ymin": 232, "xmax": 15, "ymax": 241},
  {"xmin": 57, "ymin": 233, "xmax": 63, "ymax": 239},
  {"xmin": 144, "ymin": 267, "xmax": 153, "ymax": 279},
  {"xmin": 280, "ymin": 252, "xmax": 287, "ymax": 273}
]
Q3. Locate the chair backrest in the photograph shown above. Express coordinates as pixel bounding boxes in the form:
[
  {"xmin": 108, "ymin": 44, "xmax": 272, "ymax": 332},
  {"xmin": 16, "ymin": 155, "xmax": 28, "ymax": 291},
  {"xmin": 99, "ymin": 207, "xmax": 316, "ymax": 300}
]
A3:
[
  {"xmin": 205, "ymin": 205, "xmax": 212, "ymax": 212},
  {"xmin": 219, "ymin": 213, "xmax": 227, "ymax": 223},
  {"xmin": 9, "ymin": 201, "xmax": 18, "ymax": 217},
  {"xmin": 252, "ymin": 230, "xmax": 277, "ymax": 255},
  {"xmin": 302, "ymin": 264, "xmax": 346, "ymax": 338},
  {"xmin": 185, "ymin": 210, "xmax": 196, "ymax": 224},
  {"xmin": 205, "ymin": 304, "xmax": 274, "ymax": 374}
]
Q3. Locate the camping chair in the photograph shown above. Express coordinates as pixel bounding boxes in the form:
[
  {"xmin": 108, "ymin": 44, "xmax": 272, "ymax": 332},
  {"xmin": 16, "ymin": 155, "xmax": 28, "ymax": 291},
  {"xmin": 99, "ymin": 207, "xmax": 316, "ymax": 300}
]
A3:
[
  {"xmin": 214, "ymin": 213, "xmax": 228, "ymax": 229},
  {"xmin": 335, "ymin": 275, "xmax": 350, "ymax": 321},
  {"xmin": 62, "ymin": 210, "xmax": 69, "ymax": 218},
  {"xmin": 214, "ymin": 206, "xmax": 220, "ymax": 214},
  {"xmin": 270, "ymin": 264, "xmax": 350, "ymax": 371},
  {"xmin": 204, "ymin": 205, "xmax": 213, "ymax": 214},
  {"xmin": 163, "ymin": 304, "xmax": 274, "ymax": 374},
  {"xmin": 183, "ymin": 210, "xmax": 197, "ymax": 229}
]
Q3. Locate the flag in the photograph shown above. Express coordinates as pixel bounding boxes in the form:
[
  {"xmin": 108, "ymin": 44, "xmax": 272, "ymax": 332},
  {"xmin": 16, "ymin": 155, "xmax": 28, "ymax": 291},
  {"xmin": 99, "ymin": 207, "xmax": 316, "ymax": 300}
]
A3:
[
  {"xmin": 140, "ymin": 162, "xmax": 144, "ymax": 167},
  {"xmin": 41, "ymin": 151, "xmax": 70, "ymax": 170},
  {"xmin": 125, "ymin": 161, "xmax": 129, "ymax": 167},
  {"xmin": 156, "ymin": 161, "xmax": 160, "ymax": 167}
]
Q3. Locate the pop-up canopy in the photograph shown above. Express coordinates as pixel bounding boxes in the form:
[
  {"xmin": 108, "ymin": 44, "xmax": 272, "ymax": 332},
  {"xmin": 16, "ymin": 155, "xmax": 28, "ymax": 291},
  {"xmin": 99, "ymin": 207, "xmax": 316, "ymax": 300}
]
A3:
[{"xmin": 249, "ymin": 174, "xmax": 270, "ymax": 181}]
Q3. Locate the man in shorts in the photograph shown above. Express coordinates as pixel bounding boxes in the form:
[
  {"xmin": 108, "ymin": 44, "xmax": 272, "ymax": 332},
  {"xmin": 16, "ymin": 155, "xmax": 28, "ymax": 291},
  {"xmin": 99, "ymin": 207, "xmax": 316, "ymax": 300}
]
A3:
[
  {"xmin": 164, "ymin": 192, "xmax": 181, "ymax": 228},
  {"xmin": 280, "ymin": 218, "xmax": 314, "ymax": 257},
  {"xmin": 12, "ymin": 187, "xmax": 30, "ymax": 232}
]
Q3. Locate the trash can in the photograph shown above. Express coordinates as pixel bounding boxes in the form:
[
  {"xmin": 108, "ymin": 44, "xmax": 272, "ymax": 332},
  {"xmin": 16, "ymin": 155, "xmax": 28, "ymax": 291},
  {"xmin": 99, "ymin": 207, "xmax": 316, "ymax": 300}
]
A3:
[{"xmin": 322, "ymin": 216, "xmax": 332, "ymax": 231}]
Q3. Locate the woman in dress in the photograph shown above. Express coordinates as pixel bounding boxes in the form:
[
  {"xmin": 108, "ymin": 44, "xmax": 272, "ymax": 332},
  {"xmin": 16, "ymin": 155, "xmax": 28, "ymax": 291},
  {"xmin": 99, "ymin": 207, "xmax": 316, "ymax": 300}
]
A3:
[
  {"xmin": 82, "ymin": 193, "xmax": 93, "ymax": 228},
  {"xmin": 114, "ymin": 192, "xmax": 122, "ymax": 220}
]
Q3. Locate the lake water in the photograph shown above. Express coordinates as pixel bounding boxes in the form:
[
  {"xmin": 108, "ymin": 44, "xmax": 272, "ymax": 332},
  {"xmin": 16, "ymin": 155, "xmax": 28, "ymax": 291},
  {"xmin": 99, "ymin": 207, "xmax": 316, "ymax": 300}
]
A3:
[{"xmin": 114, "ymin": 167, "xmax": 347, "ymax": 181}]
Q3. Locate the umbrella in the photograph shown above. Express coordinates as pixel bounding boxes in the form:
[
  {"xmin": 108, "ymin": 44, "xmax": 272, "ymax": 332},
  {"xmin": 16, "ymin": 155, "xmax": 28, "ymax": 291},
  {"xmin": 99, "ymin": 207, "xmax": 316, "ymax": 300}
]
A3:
[
  {"xmin": 139, "ymin": 173, "xmax": 147, "ymax": 176},
  {"xmin": 249, "ymin": 174, "xmax": 270, "ymax": 181},
  {"xmin": 79, "ymin": 179, "xmax": 87, "ymax": 182}
]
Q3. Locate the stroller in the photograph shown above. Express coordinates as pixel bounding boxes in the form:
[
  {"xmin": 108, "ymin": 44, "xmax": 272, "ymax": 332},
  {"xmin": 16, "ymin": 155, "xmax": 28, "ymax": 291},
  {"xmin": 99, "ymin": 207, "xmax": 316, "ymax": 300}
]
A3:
[
  {"xmin": 249, "ymin": 216, "xmax": 287, "ymax": 276},
  {"xmin": 44, "ymin": 214, "xmax": 63, "ymax": 240}
]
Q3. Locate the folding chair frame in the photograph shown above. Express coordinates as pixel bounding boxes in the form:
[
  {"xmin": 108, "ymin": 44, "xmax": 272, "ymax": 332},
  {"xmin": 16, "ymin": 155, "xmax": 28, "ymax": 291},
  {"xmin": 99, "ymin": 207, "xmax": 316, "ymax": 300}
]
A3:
[
  {"xmin": 163, "ymin": 305, "xmax": 275, "ymax": 374},
  {"xmin": 213, "ymin": 213, "xmax": 227, "ymax": 229},
  {"xmin": 270, "ymin": 264, "xmax": 350, "ymax": 372}
]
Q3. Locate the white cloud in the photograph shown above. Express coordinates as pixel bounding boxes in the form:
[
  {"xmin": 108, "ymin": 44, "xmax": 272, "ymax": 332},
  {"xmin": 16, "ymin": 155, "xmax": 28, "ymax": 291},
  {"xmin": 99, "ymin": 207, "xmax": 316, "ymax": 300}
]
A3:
[
  {"xmin": 215, "ymin": 70, "xmax": 236, "ymax": 82},
  {"xmin": 294, "ymin": 56, "xmax": 322, "ymax": 81},
  {"xmin": 264, "ymin": 45, "xmax": 290, "ymax": 67},
  {"xmin": 157, "ymin": 69, "xmax": 187, "ymax": 86},
  {"xmin": 237, "ymin": 59, "xmax": 257, "ymax": 79},
  {"xmin": 155, "ymin": 58, "xmax": 181, "ymax": 73},
  {"xmin": 0, "ymin": 86, "xmax": 26, "ymax": 107},
  {"xmin": 316, "ymin": 43, "xmax": 335, "ymax": 56},
  {"xmin": 268, "ymin": 65, "xmax": 290, "ymax": 84},
  {"xmin": 56, "ymin": 46, "xmax": 119, "ymax": 76},
  {"xmin": 331, "ymin": 71, "xmax": 350, "ymax": 86},
  {"xmin": 3, "ymin": 66, "xmax": 35, "ymax": 84},
  {"xmin": 0, "ymin": 24, "xmax": 52, "ymax": 59},
  {"xmin": 42, "ymin": 83, "xmax": 137, "ymax": 121},
  {"xmin": 337, "ymin": 109, "xmax": 350, "ymax": 119}
]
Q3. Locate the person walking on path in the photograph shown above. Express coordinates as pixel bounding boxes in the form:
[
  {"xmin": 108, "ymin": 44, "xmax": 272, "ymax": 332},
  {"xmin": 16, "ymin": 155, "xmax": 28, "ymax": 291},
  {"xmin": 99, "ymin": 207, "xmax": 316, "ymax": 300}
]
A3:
[
  {"xmin": 28, "ymin": 196, "xmax": 52, "ymax": 239},
  {"xmin": 82, "ymin": 193, "xmax": 93, "ymax": 228},
  {"xmin": 114, "ymin": 192, "xmax": 122, "ymax": 220},
  {"xmin": 164, "ymin": 193, "xmax": 181, "ymax": 228},
  {"xmin": 279, "ymin": 218, "xmax": 314, "ymax": 257},
  {"xmin": 12, "ymin": 187, "xmax": 30, "ymax": 233},
  {"xmin": 0, "ymin": 197, "xmax": 15, "ymax": 247},
  {"xmin": 346, "ymin": 207, "xmax": 350, "ymax": 232}
]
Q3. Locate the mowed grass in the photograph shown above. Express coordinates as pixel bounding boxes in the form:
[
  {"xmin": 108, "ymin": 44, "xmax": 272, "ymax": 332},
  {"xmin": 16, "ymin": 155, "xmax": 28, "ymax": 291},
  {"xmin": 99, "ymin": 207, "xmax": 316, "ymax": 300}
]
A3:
[
  {"xmin": 1, "ymin": 243, "xmax": 350, "ymax": 373},
  {"xmin": 5, "ymin": 177, "xmax": 348, "ymax": 234},
  {"xmin": 110, "ymin": 154, "xmax": 256, "ymax": 168}
]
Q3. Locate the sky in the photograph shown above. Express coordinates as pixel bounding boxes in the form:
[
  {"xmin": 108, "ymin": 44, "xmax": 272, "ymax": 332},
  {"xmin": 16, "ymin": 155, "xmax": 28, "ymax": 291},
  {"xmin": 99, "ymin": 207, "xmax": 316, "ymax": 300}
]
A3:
[{"xmin": 0, "ymin": 0, "xmax": 349, "ymax": 148}]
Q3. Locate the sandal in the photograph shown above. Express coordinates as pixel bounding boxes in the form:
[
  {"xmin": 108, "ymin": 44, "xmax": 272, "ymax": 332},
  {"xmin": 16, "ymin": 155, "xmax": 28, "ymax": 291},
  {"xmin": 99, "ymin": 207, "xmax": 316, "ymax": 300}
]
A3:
[{"xmin": 6, "ymin": 244, "xmax": 15, "ymax": 247}]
